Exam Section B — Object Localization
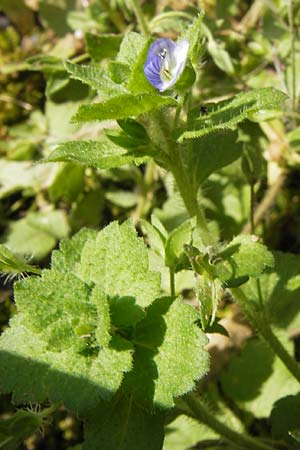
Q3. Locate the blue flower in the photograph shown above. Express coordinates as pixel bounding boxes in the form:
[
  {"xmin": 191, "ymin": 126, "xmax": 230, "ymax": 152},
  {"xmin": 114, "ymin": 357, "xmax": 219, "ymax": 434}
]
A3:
[{"xmin": 144, "ymin": 38, "xmax": 189, "ymax": 92}]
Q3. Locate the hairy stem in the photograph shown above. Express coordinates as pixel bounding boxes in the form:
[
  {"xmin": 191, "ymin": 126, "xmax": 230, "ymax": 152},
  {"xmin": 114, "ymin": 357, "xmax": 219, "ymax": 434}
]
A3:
[
  {"xmin": 131, "ymin": 0, "xmax": 150, "ymax": 34},
  {"xmin": 184, "ymin": 394, "xmax": 275, "ymax": 450}
]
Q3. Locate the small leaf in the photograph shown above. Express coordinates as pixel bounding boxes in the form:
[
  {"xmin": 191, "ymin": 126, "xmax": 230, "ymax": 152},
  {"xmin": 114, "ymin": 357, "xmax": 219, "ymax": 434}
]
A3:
[
  {"xmin": 72, "ymin": 94, "xmax": 177, "ymax": 123},
  {"xmin": 165, "ymin": 219, "xmax": 192, "ymax": 268},
  {"xmin": 215, "ymin": 235, "xmax": 274, "ymax": 283},
  {"xmin": 178, "ymin": 88, "xmax": 287, "ymax": 142},
  {"xmin": 196, "ymin": 276, "xmax": 223, "ymax": 329}
]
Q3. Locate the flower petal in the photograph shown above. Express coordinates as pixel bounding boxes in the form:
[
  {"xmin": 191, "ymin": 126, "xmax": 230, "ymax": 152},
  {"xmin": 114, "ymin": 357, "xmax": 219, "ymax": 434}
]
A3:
[{"xmin": 144, "ymin": 38, "xmax": 189, "ymax": 92}]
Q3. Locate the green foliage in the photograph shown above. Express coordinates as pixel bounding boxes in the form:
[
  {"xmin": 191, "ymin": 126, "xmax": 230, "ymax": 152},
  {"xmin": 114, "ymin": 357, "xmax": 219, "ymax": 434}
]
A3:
[
  {"xmin": 85, "ymin": 33, "xmax": 123, "ymax": 61},
  {"xmin": 3, "ymin": 211, "xmax": 70, "ymax": 262},
  {"xmin": 179, "ymin": 88, "xmax": 287, "ymax": 141},
  {"xmin": 220, "ymin": 338, "xmax": 300, "ymax": 418},
  {"xmin": 215, "ymin": 235, "xmax": 274, "ymax": 285},
  {"xmin": 271, "ymin": 395, "xmax": 300, "ymax": 447},
  {"xmin": 0, "ymin": 409, "xmax": 43, "ymax": 450},
  {"xmin": 64, "ymin": 61, "xmax": 127, "ymax": 96},
  {"xmin": 241, "ymin": 252, "xmax": 300, "ymax": 328},
  {"xmin": 0, "ymin": 221, "xmax": 209, "ymax": 447},
  {"xmin": 45, "ymin": 140, "xmax": 148, "ymax": 168},
  {"xmin": 72, "ymin": 94, "xmax": 177, "ymax": 123}
]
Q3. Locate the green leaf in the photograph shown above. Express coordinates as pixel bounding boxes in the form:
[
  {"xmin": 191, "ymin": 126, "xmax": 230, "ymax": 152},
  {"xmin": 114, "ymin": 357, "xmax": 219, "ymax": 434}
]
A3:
[
  {"xmin": 178, "ymin": 88, "xmax": 287, "ymax": 142},
  {"xmin": 116, "ymin": 32, "xmax": 149, "ymax": 67},
  {"xmin": 64, "ymin": 61, "xmax": 127, "ymax": 96},
  {"xmin": 241, "ymin": 252, "xmax": 300, "ymax": 328},
  {"xmin": 124, "ymin": 297, "xmax": 210, "ymax": 408},
  {"xmin": 163, "ymin": 414, "xmax": 217, "ymax": 450},
  {"xmin": 140, "ymin": 219, "xmax": 166, "ymax": 260},
  {"xmin": 78, "ymin": 220, "xmax": 161, "ymax": 311},
  {"xmin": 85, "ymin": 33, "xmax": 123, "ymax": 61},
  {"xmin": 183, "ymin": 130, "xmax": 243, "ymax": 190},
  {"xmin": 165, "ymin": 219, "xmax": 192, "ymax": 268},
  {"xmin": 220, "ymin": 338, "xmax": 299, "ymax": 417},
  {"xmin": 0, "ymin": 160, "xmax": 57, "ymax": 199},
  {"xmin": 44, "ymin": 140, "xmax": 148, "ymax": 169},
  {"xmin": 271, "ymin": 395, "xmax": 300, "ymax": 446},
  {"xmin": 3, "ymin": 211, "xmax": 70, "ymax": 262},
  {"xmin": 48, "ymin": 163, "xmax": 85, "ymax": 203},
  {"xmin": 72, "ymin": 94, "xmax": 177, "ymax": 123},
  {"xmin": 51, "ymin": 227, "xmax": 97, "ymax": 274},
  {"xmin": 184, "ymin": 12, "xmax": 205, "ymax": 66},
  {"xmin": 196, "ymin": 276, "xmax": 223, "ymax": 329},
  {"xmin": 215, "ymin": 235, "xmax": 274, "ymax": 284},
  {"xmin": 84, "ymin": 395, "xmax": 165, "ymax": 450}
]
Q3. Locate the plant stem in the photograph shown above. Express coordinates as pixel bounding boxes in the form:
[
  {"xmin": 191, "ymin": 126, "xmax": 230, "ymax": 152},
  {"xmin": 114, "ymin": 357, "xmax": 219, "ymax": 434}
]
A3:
[
  {"xmin": 260, "ymin": 322, "xmax": 300, "ymax": 384},
  {"xmin": 132, "ymin": 160, "xmax": 155, "ymax": 224},
  {"xmin": 231, "ymin": 285, "xmax": 300, "ymax": 385},
  {"xmin": 131, "ymin": 0, "xmax": 149, "ymax": 34},
  {"xmin": 250, "ymin": 182, "xmax": 255, "ymax": 234},
  {"xmin": 169, "ymin": 267, "xmax": 175, "ymax": 297},
  {"xmin": 243, "ymin": 170, "xmax": 286, "ymax": 234},
  {"xmin": 98, "ymin": 0, "xmax": 127, "ymax": 32},
  {"xmin": 184, "ymin": 394, "xmax": 275, "ymax": 450}
]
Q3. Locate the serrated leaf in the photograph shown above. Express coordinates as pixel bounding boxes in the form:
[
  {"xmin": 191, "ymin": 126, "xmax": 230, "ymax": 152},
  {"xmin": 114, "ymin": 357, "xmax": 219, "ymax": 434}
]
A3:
[
  {"xmin": 72, "ymin": 94, "xmax": 177, "ymax": 123},
  {"xmin": 84, "ymin": 395, "xmax": 165, "ymax": 450},
  {"xmin": 85, "ymin": 33, "xmax": 122, "ymax": 61},
  {"xmin": 64, "ymin": 61, "xmax": 126, "ymax": 96},
  {"xmin": 184, "ymin": 12, "xmax": 205, "ymax": 66},
  {"xmin": 78, "ymin": 220, "xmax": 161, "ymax": 311},
  {"xmin": 241, "ymin": 252, "xmax": 300, "ymax": 328},
  {"xmin": 178, "ymin": 88, "xmax": 287, "ymax": 142},
  {"xmin": 124, "ymin": 297, "xmax": 210, "ymax": 408},
  {"xmin": 51, "ymin": 228, "xmax": 97, "ymax": 274},
  {"xmin": 117, "ymin": 32, "xmax": 149, "ymax": 67},
  {"xmin": 108, "ymin": 61, "xmax": 131, "ymax": 84},
  {"xmin": 45, "ymin": 140, "xmax": 148, "ymax": 169},
  {"xmin": 215, "ymin": 235, "xmax": 274, "ymax": 284}
]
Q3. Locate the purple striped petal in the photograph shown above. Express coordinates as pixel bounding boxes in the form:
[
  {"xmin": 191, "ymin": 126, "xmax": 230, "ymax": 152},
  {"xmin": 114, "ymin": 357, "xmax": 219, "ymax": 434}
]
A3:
[{"xmin": 144, "ymin": 38, "xmax": 189, "ymax": 92}]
